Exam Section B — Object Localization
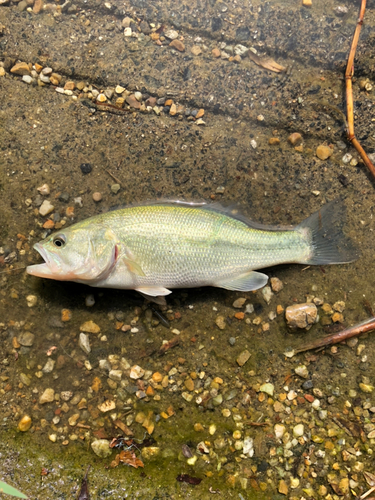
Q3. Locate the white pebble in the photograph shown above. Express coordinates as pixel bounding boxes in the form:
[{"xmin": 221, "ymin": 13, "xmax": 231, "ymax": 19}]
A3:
[
  {"xmin": 293, "ymin": 424, "xmax": 304, "ymax": 438},
  {"xmin": 37, "ymin": 183, "xmax": 50, "ymax": 195},
  {"xmin": 26, "ymin": 295, "xmax": 38, "ymax": 307},
  {"xmin": 242, "ymin": 436, "xmax": 254, "ymax": 457},
  {"xmin": 38, "ymin": 200, "xmax": 54, "ymax": 216},
  {"xmin": 85, "ymin": 294, "xmax": 95, "ymax": 307},
  {"xmin": 274, "ymin": 424, "xmax": 286, "ymax": 439},
  {"xmin": 22, "ymin": 75, "xmax": 33, "ymax": 84},
  {"xmin": 78, "ymin": 333, "xmax": 91, "ymax": 355},
  {"xmin": 311, "ymin": 399, "xmax": 320, "ymax": 409}
]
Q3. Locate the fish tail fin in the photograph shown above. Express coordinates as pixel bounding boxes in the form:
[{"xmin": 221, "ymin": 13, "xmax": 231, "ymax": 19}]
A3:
[{"xmin": 296, "ymin": 199, "xmax": 359, "ymax": 265}]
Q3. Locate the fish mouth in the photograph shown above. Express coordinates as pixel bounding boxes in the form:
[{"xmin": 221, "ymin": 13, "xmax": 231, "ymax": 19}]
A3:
[{"xmin": 26, "ymin": 243, "xmax": 57, "ymax": 278}]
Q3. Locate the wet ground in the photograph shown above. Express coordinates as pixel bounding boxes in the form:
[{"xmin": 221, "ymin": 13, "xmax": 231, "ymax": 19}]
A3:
[{"xmin": 1, "ymin": 0, "xmax": 375, "ymax": 498}]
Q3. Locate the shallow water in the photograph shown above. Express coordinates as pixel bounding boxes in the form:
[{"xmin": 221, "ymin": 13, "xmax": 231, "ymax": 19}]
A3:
[{"xmin": 1, "ymin": 0, "xmax": 375, "ymax": 498}]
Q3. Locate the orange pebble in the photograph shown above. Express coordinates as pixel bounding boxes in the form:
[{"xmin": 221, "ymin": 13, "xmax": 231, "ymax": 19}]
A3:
[
  {"xmin": 152, "ymin": 372, "xmax": 163, "ymax": 383},
  {"xmin": 234, "ymin": 312, "xmax": 245, "ymax": 320},
  {"xmin": 146, "ymin": 385, "xmax": 155, "ymax": 396},
  {"xmin": 61, "ymin": 309, "xmax": 72, "ymax": 322},
  {"xmin": 91, "ymin": 376, "xmax": 102, "ymax": 393},
  {"xmin": 43, "ymin": 220, "xmax": 55, "ymax": 229}
]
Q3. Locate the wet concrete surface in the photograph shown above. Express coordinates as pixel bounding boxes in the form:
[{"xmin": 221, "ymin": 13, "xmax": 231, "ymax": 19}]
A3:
[{"xmin": 1, "ymin": 0, "xmax": 375, "ymax": 498}]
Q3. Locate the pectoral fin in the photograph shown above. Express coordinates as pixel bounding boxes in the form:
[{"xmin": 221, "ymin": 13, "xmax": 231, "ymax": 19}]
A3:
[
  {"xmin": 215, "ymin": 271, "xmax": 268, "ymax": 291},
  {"xmin": 123, "ymin": 257, "xmax": 145, "ymax": 277}
]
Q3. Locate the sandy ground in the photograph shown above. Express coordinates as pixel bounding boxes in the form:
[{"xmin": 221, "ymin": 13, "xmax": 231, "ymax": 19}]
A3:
[{"xmin": 1, "ymin": 0, "xmax": 375, "ymax": 498}]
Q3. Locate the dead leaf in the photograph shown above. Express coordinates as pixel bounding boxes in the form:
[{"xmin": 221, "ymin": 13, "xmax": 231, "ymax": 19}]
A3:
[
  {"xmin": 248, "ymin": 52, "xmax": 286, "ymax": 73},
  {"xmin": 77, "ymin": 466, "xmax": 91, "ymax": 500},
  {"xmin": 113, "ymin": 450, "xmax": 144, "ymax": 469},
  {"xmin": 113, "ymin": 419, "xmax": 133, "ymax": 436}
]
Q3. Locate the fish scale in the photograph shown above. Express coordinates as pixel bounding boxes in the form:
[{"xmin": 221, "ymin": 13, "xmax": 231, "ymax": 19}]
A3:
[{"xmin": 92, "ymin": 204, "xmax": 309, "ymax": 287}]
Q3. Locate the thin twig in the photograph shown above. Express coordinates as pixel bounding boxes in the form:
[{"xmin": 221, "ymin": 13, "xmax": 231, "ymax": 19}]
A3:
[
  {"xmin": 284, "ymin": 316, "xmax": 375, "ymax": 357},
  {"xmin": 104, "ymin": 169, "xmax": 122, "ymax": 185},
  {"xmin": 345, "ymin": 0, "xmax": 375, "ymax": 179}
]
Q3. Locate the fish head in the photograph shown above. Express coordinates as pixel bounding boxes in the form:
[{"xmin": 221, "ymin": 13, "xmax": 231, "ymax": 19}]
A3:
[{"xmin": 27, "ymin": 226, "xmax": 117, "ymax": 283}]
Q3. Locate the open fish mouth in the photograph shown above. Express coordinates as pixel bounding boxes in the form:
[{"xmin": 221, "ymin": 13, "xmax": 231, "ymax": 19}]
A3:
[{"xmin": 26, "ymin": 243, "xmax": 56, "ymax": 278}]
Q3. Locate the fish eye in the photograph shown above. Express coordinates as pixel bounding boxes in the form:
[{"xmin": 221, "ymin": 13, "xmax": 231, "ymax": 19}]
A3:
[{"xmin": 53, "ymin": 235, "xmax": 66, "ymax": 248}]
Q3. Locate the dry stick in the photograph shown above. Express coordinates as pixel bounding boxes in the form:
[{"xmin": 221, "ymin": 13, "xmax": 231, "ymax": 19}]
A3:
[
  {"xmin": 345, "ymin": 0, "xmax": 375, "ymax": 179},
  {"xmin": 285, "ymin": 317, "xmax": 375, "ymax": 357}
]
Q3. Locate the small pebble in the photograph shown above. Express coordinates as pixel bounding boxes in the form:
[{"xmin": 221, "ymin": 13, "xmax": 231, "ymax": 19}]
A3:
[
  {"xmin": 236, "ymin": 350, "xmax": 251, "ymax": 367},
  {"xmin": 130, "ymin": 365, "xmax": 145, "ymax": 379},
  {"xmin": 18, "ymin": 415, "xmax": 32, "ymax": 432},
  {"xmin": 274, "ymin": 423, "xmax": 285, "ymax": 439},
  {"xmin": 262, "ymin": 286, "xmax": 273, "ymax": 304},
  {"xmin": 285, "ymin": 303, "xmax": 317, "ymax": 329},
  {"xmin": 316, "ymin": 144, "xmax": 333, "ymax": 160},
  {"xmin": 270, "ymin": 277, "xmax": 283, "ymax": 293},
  {"xmin": 85, "ymin": 294, "xmax": 95, "ymax": 307},
  {"xmin": 26, "ymin": 295, "xmax": 38, "ymax": 307},
  {"xmin": 288, "ymin": 132, "xmax": 302, "ymax": 146},
  {"xmin": 233, "ymin": 297, "xmax": 246, "ymax": 308},
  {"xmin": 91, "ymin": 439, "xmax": 112, "ymax": 458},
  {"xmin": 169, "ymin": 40, "xmax": 185, "ymax": 52},
  {"xmin": 260, "ymin": 382, "xmax": 274, "ymax": 396},
  {"xmin": 293, "ymin": 423, "xmax": 304, "ymax": 437},
  {"xmin": 80, "ymin": 163, "xmax": 92, "ymax": 175},
  {"xmin": 39, "ymin": 388, "xmax": 55, "ymax": 404},
  {"xmin": 18, "ymin": 331, "xmax": 35, "ymax": 347},
  {"xmin": 215, "ymin": 316, "xmax": 226, "ymax": 330},
  {"xmin": 80, "ymin": 320, "xmax": 100, "ymax": 334},
  {"xmin": 191, "ymin": 45, "xmax": 202, "ymax": 56},
  {"xmin": 92, "ymin": 192, "xmax": 102, "ymax": 202},
  {"xmin": 269, "ymin": 137, "xmax": 280, "ymax": 145},
  {"xmin": 37, "ymin": 183, "xmax": 50, "ymax": 195},
  {"xmin": 295, "ymin": 365, "xmax": 309, "ymax": 379},
  {"xmin": 10, "ymin": 61, "xmax": 30, "ymax": 76},
  {"xmin": 22, "ymin": 75, "xmax": 33, "ymax": 84},
  {"xmin": 79, "ymin": 333, "xmax": 91, "ymax": 355},
  {"xmin": 39, "ymin": 200, "xmax": 54, "ymax": 216},
  {"xmin": 164, "ymin": 29, "xmax": 179, "ymax": 40}
]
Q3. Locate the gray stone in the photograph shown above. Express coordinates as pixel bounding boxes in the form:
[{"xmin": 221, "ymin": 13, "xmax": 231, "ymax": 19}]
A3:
[
  {"xmin": 42, "ymin": 359, "xmax": 55, "ymax": 373},
  {"xmin": 18, "ymin": 332, "xmax": 35, "ymax": 346}
]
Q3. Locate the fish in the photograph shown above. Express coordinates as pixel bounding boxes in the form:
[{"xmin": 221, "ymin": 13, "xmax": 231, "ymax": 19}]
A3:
[{"xmin": 26, "ymin": 199, "xmax": 358, "ymax": 303}]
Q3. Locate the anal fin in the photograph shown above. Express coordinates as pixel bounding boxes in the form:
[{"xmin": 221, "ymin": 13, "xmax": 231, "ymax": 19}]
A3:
[
  {"xmin": 135, "ymin": 286, "xmax": 172, "ymax": 305},
  {"xmin": 215, "ymin": 271, "xmax": 268, "ymax": 292}
]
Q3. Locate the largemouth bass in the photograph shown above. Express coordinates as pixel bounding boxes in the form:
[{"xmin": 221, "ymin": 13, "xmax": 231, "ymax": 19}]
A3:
[{"xmin": 27, "ymin": 200, "xmax": 357, "ymax": 302}]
